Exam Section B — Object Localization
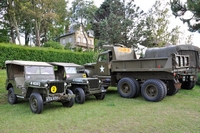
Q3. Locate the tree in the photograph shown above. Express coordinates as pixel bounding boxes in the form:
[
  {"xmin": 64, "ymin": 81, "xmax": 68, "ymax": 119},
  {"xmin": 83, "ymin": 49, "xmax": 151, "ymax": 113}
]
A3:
[
  {"xmin": 170, "ymin": 0, "xmax": 200, "ymax": 33},
  {"xmin": 92, "ymin": 0, "xmax": 146, "ymax": 48},
  {"xmin": 142, "ymin": 0, "xmax": 182, "ymax": 47},
  {"xmin": 70, "ymin": 0, "xmax": 97, "ymax": 49}
]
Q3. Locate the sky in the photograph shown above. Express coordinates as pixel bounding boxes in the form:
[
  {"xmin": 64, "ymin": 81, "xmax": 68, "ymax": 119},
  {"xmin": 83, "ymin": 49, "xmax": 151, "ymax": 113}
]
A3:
[{"xmin": 93, "ymin": 0, "xmax": 199, "ymax": 47}]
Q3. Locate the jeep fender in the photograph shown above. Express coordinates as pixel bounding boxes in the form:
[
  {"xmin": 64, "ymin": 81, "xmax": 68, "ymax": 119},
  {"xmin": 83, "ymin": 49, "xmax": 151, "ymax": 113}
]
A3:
[{"xmin": 84, "ymin": 69, "xmax": 94, "ymax": 78}]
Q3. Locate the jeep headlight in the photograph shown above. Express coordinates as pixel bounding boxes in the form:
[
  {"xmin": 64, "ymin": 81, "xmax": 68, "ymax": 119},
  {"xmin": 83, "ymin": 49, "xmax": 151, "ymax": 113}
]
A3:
[
  {"xmin": 99, "ymin": 80, "xmax": 101, "ymax": 83},
  {"xmin": 64, "ymin": 82, "xmax": 67, "ymax": 86},
  {"xmin": 44, "ymin": 83, "xmax": 48, "ymax": 87}
]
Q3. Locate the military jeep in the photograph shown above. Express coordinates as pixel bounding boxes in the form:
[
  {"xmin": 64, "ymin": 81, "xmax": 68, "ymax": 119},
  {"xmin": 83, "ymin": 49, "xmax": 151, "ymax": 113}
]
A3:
[
  {"xmin": 5, "ymin": 60, "xmax": 75, "ymax": 114},
  {"xmin": 49, "ymin": 62, "xmax": 106, "ymax": 104}
]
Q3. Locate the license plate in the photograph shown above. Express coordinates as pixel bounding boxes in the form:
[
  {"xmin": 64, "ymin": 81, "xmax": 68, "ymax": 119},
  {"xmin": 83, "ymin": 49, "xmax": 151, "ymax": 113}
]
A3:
[{"xmin": 46, "ymin": 96, "xmax": 59, "ymax": 101}]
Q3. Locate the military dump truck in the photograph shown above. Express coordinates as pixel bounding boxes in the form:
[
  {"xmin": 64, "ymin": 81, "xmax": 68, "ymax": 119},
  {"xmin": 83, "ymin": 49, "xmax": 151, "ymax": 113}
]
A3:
[
  {"xmin": 145, "ymin": 45, "xmax": 200, "ymax": 90},
  {"xmin": 49, "ymin": 62, "xmax": 106, "ymax": 104},
  {"xmin": 84, "ymin": 45, "xmax": 190, "ymax": 102},
  {"xmin": 5, "ymin": 60, "xmax": 75, "ymax": 114}
]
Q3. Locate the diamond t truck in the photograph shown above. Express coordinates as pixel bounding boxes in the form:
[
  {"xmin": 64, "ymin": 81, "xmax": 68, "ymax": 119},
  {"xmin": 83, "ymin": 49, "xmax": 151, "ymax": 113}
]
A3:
[
  {"xmin": 5, "ymin": 60, "xmax": 75, "ymax": 114},
  {"xmin": 84, "ymin": 45, "xmax": 190, "ymax": 102}
]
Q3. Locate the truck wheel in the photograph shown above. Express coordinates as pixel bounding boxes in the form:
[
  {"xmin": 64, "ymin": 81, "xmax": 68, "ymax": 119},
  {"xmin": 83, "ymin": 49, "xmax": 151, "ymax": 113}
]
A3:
[
  {"xmin": 74, "ymin": 87, "xmax": 85, "ymax": 104},
  {"xmin": 167, "ymin": 80, "xmax": 179, "ymax": 96},
  {"xmin": 8, "ymin": 87, "xmax": 17, "ymax": 104},
  {"xmin": 181, "ymin": 81, "xmax": 195, "ymax": 90},
  {"xmin": 141, "ymin": 79, "xmax": 165, "ymax": 102},
  {"xmin": 29, "ymin": 93, "xmax": 43, "ymax": 114},
  {"xmin": 117, "ymin": 78, "xmax": 136, "ymax": 98},
  {"xmin": 131, "ymin": 78, "xmax": 140, "ymax": 97},
  {"xmin": 62, "ymin": 89, "xmax": 75, "ymax": 107},
  {"xmin": 155, "ymin": 79, "xmax": 167, "ymax": 99}
]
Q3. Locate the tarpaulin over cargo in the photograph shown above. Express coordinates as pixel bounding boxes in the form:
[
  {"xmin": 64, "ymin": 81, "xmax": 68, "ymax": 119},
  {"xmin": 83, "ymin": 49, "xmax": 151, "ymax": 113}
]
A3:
[{"xmin": 144, "ymin": 44, "xmax": 200, "ymax": 68}]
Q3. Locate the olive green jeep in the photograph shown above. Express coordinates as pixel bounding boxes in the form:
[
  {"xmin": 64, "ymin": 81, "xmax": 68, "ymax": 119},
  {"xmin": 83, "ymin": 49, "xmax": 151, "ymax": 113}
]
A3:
[
  {"xmin": 49, "ymin": 62, "xmax": 106, "ymax": 104},
  {"xmin": 5, "ymin": 60, "xmax": 75, "ymax": 114}
]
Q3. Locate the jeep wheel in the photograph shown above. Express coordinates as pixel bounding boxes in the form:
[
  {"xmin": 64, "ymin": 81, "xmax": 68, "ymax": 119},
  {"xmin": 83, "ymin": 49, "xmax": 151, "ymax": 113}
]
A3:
[
  {"xmin": 8, "ymin": 87, "xmax": 17, "ymax": 104},
  {"xmin": 74, "ymin": 87, "xmax": 85, "ymax": 104},
  {"xmin": 167, "ymin": 80, "xmax": 179, "ymax": 96},
  {"xmin": 141, "ymin": 79, "xmax": 166, "ymax": 102},
  {"xmin": 117, "ymin": 77, "xmax": 136, "ymax": 98},
  {"xmin": 94, "ymin": 89, "xmax": 105, "ymax": 100},
  {"xmin": 62, "ymin": 89, "xmax": 75, "ymax": 107},
  {"xmin": 29, "ymin": 93, "xmax": 43, "ymax": 114},
  {"xmin": 181, "ymin": 81, "xmax": 196, "ymax": 90}
]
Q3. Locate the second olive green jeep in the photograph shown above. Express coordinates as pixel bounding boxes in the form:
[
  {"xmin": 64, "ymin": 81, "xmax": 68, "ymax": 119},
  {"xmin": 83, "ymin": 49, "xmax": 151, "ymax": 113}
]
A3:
[{"xmin": 49, "ymin": 62, "xmax": 106, "ymax": 104}]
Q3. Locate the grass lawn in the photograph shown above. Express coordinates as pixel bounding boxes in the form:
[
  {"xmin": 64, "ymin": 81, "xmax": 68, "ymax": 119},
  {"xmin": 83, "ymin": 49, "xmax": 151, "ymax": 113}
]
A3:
[{"xmin": 0, "ymin": 69, "xmax": 200, "ymax": 133}]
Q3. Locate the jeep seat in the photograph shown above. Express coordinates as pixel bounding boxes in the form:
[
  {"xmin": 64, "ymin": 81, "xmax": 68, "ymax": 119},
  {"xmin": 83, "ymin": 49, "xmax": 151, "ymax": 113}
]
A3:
[{"xmin": 14, "ymin": 76, "xmax": 25, "ymax": 88}]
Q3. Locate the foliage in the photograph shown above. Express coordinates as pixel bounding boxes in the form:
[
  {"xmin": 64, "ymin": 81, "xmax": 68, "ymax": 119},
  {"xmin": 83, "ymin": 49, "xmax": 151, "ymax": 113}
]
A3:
[
  {"xmin": 0, "ymin": 43, "xmax": 95, "ymax": 68},
  {"xmin": 64, "ymin": 42, "xmax": 72, "ymax": 50},
  {"xmin": 196, "ymin": 73, "xmax": 200, "ymax": 85},
  {"xmin": 70, "ymin": 0, "xmax": 97, "ymax": 49},
  {"xmin": 170, "ymin": 0, "xmax": 200, "ymax": 33},
  {"xmin": 141, "ymin": 0, "xmax": 182, "ymax": 47},
  {"xmin": 43, "ymin": 41, "xmax": 64, "ymax": 50},
  {"xmin": 92, "ymin": 0, "xmax": 146, "ymax": 48}
]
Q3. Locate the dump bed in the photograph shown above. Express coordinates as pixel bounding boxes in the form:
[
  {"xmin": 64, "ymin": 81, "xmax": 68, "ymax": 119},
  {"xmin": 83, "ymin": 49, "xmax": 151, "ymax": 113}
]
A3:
[{"xmin": 111, "ymin": 54, "xmax": 189, "ymax": 73}]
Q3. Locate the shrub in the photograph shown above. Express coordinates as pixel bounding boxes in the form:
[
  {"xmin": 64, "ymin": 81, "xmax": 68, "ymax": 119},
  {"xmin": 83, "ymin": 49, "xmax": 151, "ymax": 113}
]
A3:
[
  {"xmin": 43, "ymin": 41, "xmax": 64, "ymax": 50},
  {"xmin": 196, "ymin": 73, "xmax": 200, "ymax": 85}
]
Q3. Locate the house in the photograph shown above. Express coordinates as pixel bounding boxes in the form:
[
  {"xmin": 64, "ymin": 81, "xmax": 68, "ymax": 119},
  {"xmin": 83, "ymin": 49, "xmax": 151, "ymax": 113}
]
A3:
[{"xmin": 59, "ymin": 26, "xmax": 95, "ymax": 50}]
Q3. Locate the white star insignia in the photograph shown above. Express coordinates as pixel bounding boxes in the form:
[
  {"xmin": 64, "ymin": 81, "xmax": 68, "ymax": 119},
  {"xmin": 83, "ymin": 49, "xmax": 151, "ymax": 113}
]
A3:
[{"xmin": 100, "ymin": 65, "xmax": 105, "ymax": 72}]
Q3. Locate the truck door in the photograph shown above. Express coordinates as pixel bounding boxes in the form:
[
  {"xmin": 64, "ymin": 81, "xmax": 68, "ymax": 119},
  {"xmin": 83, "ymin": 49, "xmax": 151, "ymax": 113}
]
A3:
[{"xmin": 95, "ymin": 53, "xmax": 110, "ymax": 76}]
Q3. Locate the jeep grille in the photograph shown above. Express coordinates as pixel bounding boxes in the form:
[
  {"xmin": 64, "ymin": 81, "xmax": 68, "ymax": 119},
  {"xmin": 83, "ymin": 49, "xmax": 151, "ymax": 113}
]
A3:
[
  {"xmin": 88, "ymin": 79, "xmax": 99, "ymax": 88},
  {"xmin": 49, "ymin": 82, "xmax": 65, "ymax": 94}
]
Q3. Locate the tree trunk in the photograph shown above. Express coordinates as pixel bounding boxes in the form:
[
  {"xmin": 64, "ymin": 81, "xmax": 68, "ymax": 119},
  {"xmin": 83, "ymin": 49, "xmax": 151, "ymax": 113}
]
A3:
[
  {"xmin": 10, "ymin": 26, "xmax": 15, "ymax": 44},
  {"xmin": 35, "ymin": 20, "xmax": 40, "ymax": 46}
]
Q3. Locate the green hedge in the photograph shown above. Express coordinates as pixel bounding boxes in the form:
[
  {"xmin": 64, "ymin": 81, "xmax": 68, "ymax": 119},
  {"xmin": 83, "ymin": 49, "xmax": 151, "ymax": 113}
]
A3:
[{"xmin": 0, "ymin": 43, "xmax": 95, "ymax": 68}]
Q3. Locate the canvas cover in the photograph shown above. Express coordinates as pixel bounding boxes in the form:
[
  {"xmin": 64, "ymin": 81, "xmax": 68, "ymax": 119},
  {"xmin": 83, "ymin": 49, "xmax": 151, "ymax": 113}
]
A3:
[{"xmin": 144, "ymin": 45, "xmax": 200, "ymax": 67}]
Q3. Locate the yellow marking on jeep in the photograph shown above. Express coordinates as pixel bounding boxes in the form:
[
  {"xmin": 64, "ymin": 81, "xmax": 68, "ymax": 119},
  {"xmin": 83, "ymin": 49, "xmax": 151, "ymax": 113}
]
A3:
[
  {"xmin": 51, "ymin": 86, "xmax": 57, "ymax": 93},
  {"xmin": 82, "ymin": 74, "xmax": 87, "ymax": 78},
  {"xmin": 118, "ymin": 47, "xmax": 131, "ymax": 53}
]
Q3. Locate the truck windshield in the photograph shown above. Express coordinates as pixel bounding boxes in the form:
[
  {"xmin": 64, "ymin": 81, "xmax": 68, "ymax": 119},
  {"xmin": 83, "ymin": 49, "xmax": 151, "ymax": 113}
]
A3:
[{"xmin": 25, "ymin": 66, "xmax": 54, "ymax": 74}]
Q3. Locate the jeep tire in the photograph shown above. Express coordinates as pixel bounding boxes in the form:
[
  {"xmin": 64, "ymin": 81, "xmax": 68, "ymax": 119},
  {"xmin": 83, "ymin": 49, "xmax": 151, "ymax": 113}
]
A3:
[
  {"xmin": 74, "ymin": 87, "xmax": 85, "ymax": 104},
  {"xmin": 29, "ymin": 93, "xmax": 43, "ymax": 114},
  {"xmin": 8, "ymin": 87, "xmax": 17, "ymax": 104},
  {"xmin": 62, "ymin": 89, "xmax": 75, "ymax": 107}
]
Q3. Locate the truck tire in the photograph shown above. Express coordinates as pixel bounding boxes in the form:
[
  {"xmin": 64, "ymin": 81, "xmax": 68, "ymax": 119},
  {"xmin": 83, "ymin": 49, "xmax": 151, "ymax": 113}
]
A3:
[
  {"xmin": 62, "ymin": 89, "xmax": 75, "ymax": 107},
  {"xmin": 8, "ymin": 87, "xmax": 17, "ymax": 104},
  {"xmin": 74, "ymin": 87, "xmax": 85, "ymax": 104},
  {"xmin": 167, "ymin": 80, "xmax": 179, "ymax": 96},
  {"xmin": 155, "ymin": 79, "xmax": 167, "ymax": 99},
  {"xmin": 181, "ymin": 81, "xmax": 195, "ymax": 90},
  {"xmin": 141, "ymin": 79, "xmax": 165, "ymax": 102},
  {"xmin": 117, "ymin": 77, "xmax": 136, "ymax": 98},
  {"xmin": 131, "ymin": 78, "xmax": 140, "ymax": 97},
  {"xmin": 29, "ymin": 93, "xmax": 43, "ymax": 114}
]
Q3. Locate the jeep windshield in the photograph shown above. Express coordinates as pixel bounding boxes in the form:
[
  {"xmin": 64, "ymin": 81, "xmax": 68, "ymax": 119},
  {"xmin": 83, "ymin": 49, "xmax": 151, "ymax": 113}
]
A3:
[
  {"xmin": 64, "ymin": 67, "xmax": 83, "ymax": 74},
  {"xmin": 25, "ymin": 66, "xmax": 55, "ymax": 80}
]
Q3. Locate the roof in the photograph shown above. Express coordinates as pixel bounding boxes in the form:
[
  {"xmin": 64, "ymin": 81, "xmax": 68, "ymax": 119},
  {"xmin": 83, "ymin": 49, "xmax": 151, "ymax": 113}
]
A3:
[
  {"xmin": 49, "ymin": 62, "xmax": 82, "ymax": 67},
  {"xmin": 5, "ymin": 60, "xmax": 52, "ymax": 66},
  {"xmin": 144, "ymin": 44, "xmax": 200, "ymax": 58}
]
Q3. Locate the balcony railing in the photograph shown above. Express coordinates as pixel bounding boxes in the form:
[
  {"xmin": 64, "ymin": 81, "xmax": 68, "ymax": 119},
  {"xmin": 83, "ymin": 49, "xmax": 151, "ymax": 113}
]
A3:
[{"xmin": 76, "ymin": 42, "xmax": 94, "ymax": 49}]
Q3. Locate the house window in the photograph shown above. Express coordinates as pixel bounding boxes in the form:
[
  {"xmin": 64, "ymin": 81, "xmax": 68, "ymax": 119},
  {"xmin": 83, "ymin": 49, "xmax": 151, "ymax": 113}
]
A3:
[
  {"xmin": 89, "ymin": 40, "xmax": 92, "ymax": 45},
  {"xmin": 69, "ymin": 37, "xmax": 71, "ymax": 43},
  {"xmin": 62, "ymin": 39, "xmax": 66, "ymax": 44},
  {"xmin": 83, "ymin": 38, "xmax": 86, "ymax": 43},
  {"xmin": 77, "ymin": 37, "xmax": 81, "ymax": 42}
]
